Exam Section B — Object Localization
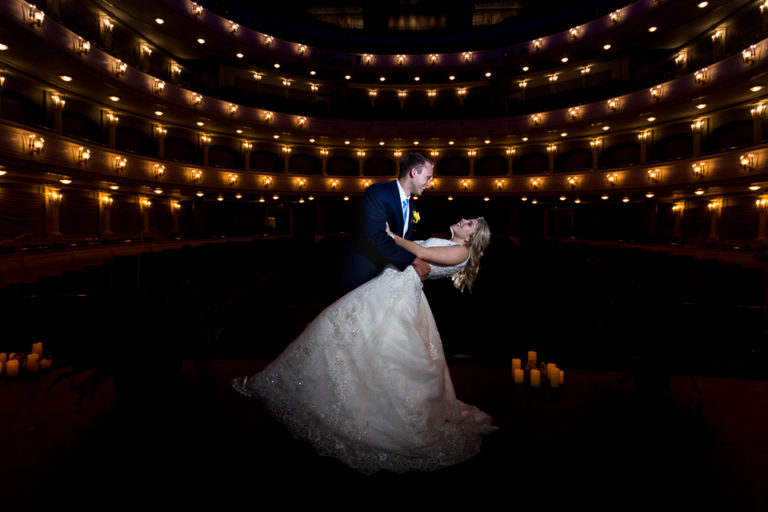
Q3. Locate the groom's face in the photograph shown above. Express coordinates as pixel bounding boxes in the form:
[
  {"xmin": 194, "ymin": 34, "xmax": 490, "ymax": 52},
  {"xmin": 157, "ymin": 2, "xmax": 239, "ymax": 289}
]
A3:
[{"xmin": 410, "ymin": 163, "xmax": 434, "ymax": 196}]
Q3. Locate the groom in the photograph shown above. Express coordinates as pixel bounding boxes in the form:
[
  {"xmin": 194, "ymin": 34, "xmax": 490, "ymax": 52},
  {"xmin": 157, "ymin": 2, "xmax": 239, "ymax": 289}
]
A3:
[{"xmin": 339, "ymin": 152, "xmax": 434, "ymax": 291}]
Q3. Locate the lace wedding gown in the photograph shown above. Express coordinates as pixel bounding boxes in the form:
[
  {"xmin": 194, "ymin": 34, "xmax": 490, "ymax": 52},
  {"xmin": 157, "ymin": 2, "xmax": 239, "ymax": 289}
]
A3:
[{"xmin": 233, "ymin": 238, "xmax": 497, "ymax": 474}]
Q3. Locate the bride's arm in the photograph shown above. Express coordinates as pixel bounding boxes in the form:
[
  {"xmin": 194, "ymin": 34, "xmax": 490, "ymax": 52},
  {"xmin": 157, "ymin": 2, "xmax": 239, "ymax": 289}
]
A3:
[{"xmin": 385, "ymin": 223, "xmax": 469, "ymax": 266}]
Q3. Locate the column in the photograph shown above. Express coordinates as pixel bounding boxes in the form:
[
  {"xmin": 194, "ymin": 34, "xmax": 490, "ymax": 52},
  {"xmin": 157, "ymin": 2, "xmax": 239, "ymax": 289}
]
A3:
[
  {"xmin": 99, "ymin": 194, "xmax": 113, "ymax": 236},
  {"xmin": 756, "ymin": 209, "xmax": 768, "ymax": 242}
]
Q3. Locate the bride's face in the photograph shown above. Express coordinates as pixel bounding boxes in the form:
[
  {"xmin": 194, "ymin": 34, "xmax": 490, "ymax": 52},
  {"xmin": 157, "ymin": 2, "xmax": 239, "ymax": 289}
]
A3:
[{"xmin": 451, "ymin": 218, "xmax": 478, "ymax": 240}]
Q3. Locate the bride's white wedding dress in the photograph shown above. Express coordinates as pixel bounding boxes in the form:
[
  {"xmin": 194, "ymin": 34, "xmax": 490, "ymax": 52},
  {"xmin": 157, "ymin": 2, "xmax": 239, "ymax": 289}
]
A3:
[{"xmin": 232, "ymin": 238, "xmax": 497, "ymax": 474}]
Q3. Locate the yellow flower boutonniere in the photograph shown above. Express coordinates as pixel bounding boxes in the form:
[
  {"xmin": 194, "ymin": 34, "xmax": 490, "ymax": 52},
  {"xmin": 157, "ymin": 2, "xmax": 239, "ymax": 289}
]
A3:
[{"xmin": 412, "ymin": 211, "xmax": 420, "ymax": 224}]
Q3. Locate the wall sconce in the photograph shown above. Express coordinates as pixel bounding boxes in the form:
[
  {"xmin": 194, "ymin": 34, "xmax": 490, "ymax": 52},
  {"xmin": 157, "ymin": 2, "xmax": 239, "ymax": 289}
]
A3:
[
  {"xmin": 548, "ymin": 73, "xmax": 559, "ymax": 83},
  {"xmin": 672, "ymin": 201, "xmax": 686, "ymax": 213},
  {"xmin": 505, "ymin": 147, "xmax": 516, "ymax": 156},
  {"xmin": 76, "ymin": 147, "xmax": 91, "ymax": 164},
  {"xmin": 568, "ymin": 107, "xmax": 581, "ymax": 119},
  {"xmin": 199, "ymin": 134, "xmax": 211, "ymax": 145},
  {"xmin": 170, "ymin": 62, "xmax": 182, "ymax": 80},
  {"xmin": 610, "ymin": 9, "xmax": 622, "ymax": 23},
  {"xmin": 546, "ymin": 144, "xmax": 557, "ymax": 153},
  {"xmin": 761, "ymin": 1, "xmax": 768, "ymax": 13},
  {"xmin": 75, "ymin": 37, "xmax": 90, "ymax": 55},
  {"xmin": 743, "ymin": 45, "xmax": 758, "ymax": 64},
  {"xmin": 531, "ymin": 113, "xmax": 542, "ymax": 126},
  {"xmin": 463, "ymin": 52, "xmax": 472, "ymax": 62},
  {"xmin": 309, "ymin": 83, "xmax": 319, "ymax": 93},
  {"xmin": 228, "ymin": 103, "xmax": 239, "ymax": 116},
  {"xmin": 429, "ymin": 178, "xmax": 439, "ymax": 189},
  {"xmin": 694, "ymin": 68, "xmax": 708, "ymax": 84},
  {"xmin": 691, "ymin": 161, "xmax": 707, "ymax": 178},
  {"xmin": 140, "ymin": 43, "xmax": 153, "ymax": 58},
  {"xmin": 494, "ymin": 179, "xmax": 506, "ymax": 190},
  {"xmin": 757, "ymin": 197, "xmax": 768, "ymax": 212},
  {"xmin": 467, "ymin": 149, "xmax": 477, "ymax": 157},
  {"xmin": 567, "ymin": 176, "xmax": 579, "ymax": 188},
  {"xmin": 25, "ymin": 134, "xmax": 44, "ymax": 154},
  {"xmin": 261, "ymin": 176, "xmax": 274, "ymax": 189},
  {"xmin": 427, "ymin": 90, "xmax": 437, "ymax": 98},
  {"xmin": 650, "ymin": 86, "xmax": 662, "ymax": 100},
  {"xmin": 606, "ymin": 173, "xmax": 618, "ymax": 186},
  {"xmin": 532, "ymin": 39, "xmax": 542, "ymax": 51},
  {"xmin": 638, "ymin": 130, "xmax": 652, "ymax": 142},
  {"xmin": 430, "ymin": 149, "xmax": 439, "ymax": 157},
  {"xmin": 740, "ymin": 153, "xmax": 757, "ymax": 170},
  {"xmin": 264, "ymin": 35, "xmax": 274, "ymax": 47},
  {"xmin": 153, "ymin": 163, "xmax": 165, "ymax": 178},
  {"xmin": 690, "ymin": 119, "xmax": 705, "ymax": 133},
  {"xmin": 711, "ymin": 28, "xmax": 725, "ymax": 43},
  {"xmin": 190, "ymin": 93, "xmax": 203, "ymax": 107},
  {"xmin": 363, "ymin": 54, "xmax": 373, "ymax": 64},
  {"xmin": 580, "ymin": 66, "xmax": 591, "ymax": 76},
  {"xmin": 569, "ymin": 27, "xmax": 581, "ymax": 39},
  {"xmin": 707, "ymin": 198, "xmax": 722, "ymax": 212},
  {"xmin": 229, "ymin": 21, "xmax": 239, "ymax": 34},
  {"xmin": 50, "ymin": 94, "xmax": 66, "ymax": 110},
  {"xmin": 356, "ymin": 149, "xmax": 366, "ymax": 157},
  {"xmin": 393, "ymin": 150, "xmax": 402, "ymax": 158},
  {"xmin": 674, "ymin": 50, "xmax": 688, "ymax": 66},
  {"xmin": 100, "ymin": 194, "xmax": 113, "ymax": 206},
  {"xmin": 751, "ymin": 104, "xmax": 766, "ymax": 118},
  {"xmin": 296, "ymin": 117, "xmax": 307, "ymax": 128},
  {"xmin": 320, "ymin": 148, "xmax": 329, "ymax": 156},
  {"xmin": 361, "ymin": 179, "xmax": 372, "ymax": 189},
  {"xmin": 589, "ymin": 138, "xmax": 603, "ymax": 149},
  {"xmin": 263, "ymin": 112, "xmax": 273, "ymax": 123},
  {"xmin": 296, "ymin": 177, "xmax": 308, "ymax": 189},
  {"xmin": 607, "ymin": 98, "xmax": 620, "ymax": 111},
  {"xmin": 25, "ymin": 4, "xmax": 45, "ymax": 26},
  {"xmin": 47, "ymin": 189, "xmax": 62, "ymax": 204},
  {"xmin": 140, "ymin": 198, "xmax": 152, "ymax": 208},
  {"xmin": 517, "ymin": 80, "xmax": 528, "ymax": 89},
  {"xmin": 155, "ymin": 125, "xmax": 167, "ymax": 137},
  {"xmin": 529, "ymin": 177, "xmax": 542, "ymax": 190},
  {"xmin": 113, "ymin": 59, "xmax": 127, "ymax": 76},
  {"xmin": 329, "ymin": 179, "xmax": 340, "ymax": 190},
  {"xmin": 171, "ymin": 200, "xmax": 181, "ymax": 211},
  {"xmin": 101, "ymin": 17, "xmax": 114, "ymax": 32},
  {"xmin": 191, "ymin": 169, "xmax": 202, "ymax": 183},
  {"xmin": 457, "ymin": 88, "xmax": 467, "ymax": 97},
  {"xmin": 460, "ymin": 179, "xmax": 471, "ymax": 191},
  {"xmin": 192, "ymin": 2, "xmax": 203, "ymax": 16},
  {"xmin": 368, "ymin": 89, "xmax": 378, "ymax": 98},
  {"xmin": 105, "ymin": 112, "xmax": 119, "ymax": 126},
  {"xmin": 282, "ymin": 145, "xmax": 292, "ymax": 154},
  {"xmin": 396, "ymin": 54, "xmax": 406, "ymax": 65},
  {"xmin": 151, "ymin": 79, "xmax": 165, "ymax": 95},
  {"xmin": 227, "ymin": 173, "xmax": 239, "ymax": 186},
  {"xmin": 648, "ymin": 168, "xmax": 661, "ymax": 183},
  {"xmin": 397, "ymin": 90, "xmax": 408, "ymax": 99},
  {"xmin": 0, "ymin": 75, "xmax": 5, "ymax": 88},
  {"xmin": 239, "ymin": 141, "xmax": 252, "ymax": 153},
  {"xmin": 112, "ymin": 155, "xmax": 127, "ymax": 172},
  {"xmin": 429, "ymin": 54, "xmax": 439, "ymax": 64},
  {"xmin": 281, "ymin": 79, "xmax": 292, "ymax": 87}
]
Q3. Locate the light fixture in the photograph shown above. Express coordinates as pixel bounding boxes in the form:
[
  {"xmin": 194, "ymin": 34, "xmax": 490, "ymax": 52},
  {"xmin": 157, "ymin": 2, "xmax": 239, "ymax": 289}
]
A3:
[
  {"xmin": 531, "ymin": 113, "xmax": 542, "ymax": 126},
  {"xmin": 191, "ymin": 93, "xmax": 203, "ymax": 107},
  {"xmin": 449, "ymin": 75, "xmax": 455, "ymax": 81},
  {"xmin": 236, "ymin": 194, "xmax": 243, "ymax": 199},
  {"xmin": 51, "ymin": 94, "xmax": 66, "ymax": 110},
  {"xmin": 196, "ymin": 121, "xmax": 205, "ymax": 127},
  {"xmin": 228, "ymin": 103, "xmax": 239, "ymax": 116},
  {"xmin": 154, "ymin": 17, "xmax": 165, "ymax": 24},
  {"xmin": 650, "ymin": 86, "xmax": 662, "ymax": 100},
  {"xmin": 610, "ymin": 9, "xmax": 622, "ymax": 23},
  {"xmin": 711, "ymin": 28, "xmax": 725, "ymax": 42},
  {"xmin": 227, "ymin": 173, "xmax": 239, "ymax": 186},
  {"xmin": 429, "ymin": 54, "xmax": 438, "ymax": 64},
  {"xmin": 59, "ymin": 177, "xmax": 72, "ymax": 185},
  {"xmin": 153, "ymin": 79, "xmax": 165, "ymax": 94},
  {"xmin": 109, "ymin": 184, "xmax": 119, "ymax": 190},
  {"xmin": 264, "ymin": 35, "xmax": 274, "ymax": 47},
  {"xmin": 217, "ymin": 195, "xmax": 224, "ymax": 202},
  {"xmin": 602, "ymin": 126, "xmax": 610, "ymax": 131},
  {"xmin": 546, "ymin": 144, "xmax": 557, "ymax": 153},
  {"xmin": 485, "ymin": 71, "xmax": 492, "ymax": 77},
  {"xmin": 691, "ymin": 162, "xmax": 707, "ymax": 178},
  {"xmin": 568, "ymin": 107, "xmax": 580, "ymax": 119},
  {"xmin": 695, "ymin": 188, "xmax": 705, "ymax": 195},
  {"xmin": 675, "ymin": 51, "xmax": 687, "ymax": 66},
  {"xmin": 484, "ymin": 139, "xmax": 491, "ymax": 144},
  {"xmin": 569, "ymin": 27, "xmax": 580, "ymax": 39},
  {"xmin": 329, "ymin": 179, "xmax": 340, "ymax": 190},
  {"xmin": 191, "ymin": 169, "xmax": 203, "ymax": 183},
  {"xmin": 561, "ymin": 57, "xmax": 569, "ymax": 63},
  {"xmin": 345, "ymin": 74, "xmax": 351, "ymax": 80},
  {"xmin": 567, "ymin": 176, "xmax": 579, "ymax": 188},
  {"xmin": 603, "ymin": 43, "xmax": 612, "ymax": 50},
  {"xmin": 638, "ymin": 130, "xmax": 652, "ymax": 141},
  {"xmin": 750, "ymin": 184, "xmax": 762, "ymax": 191},
  {"xmin": 154, "ymin": 188, "xmax": 163, "ymax": 195},
  {"xmin": 460, "ymin": 179, "xmax": 471, "ymax": 191},
  {"xmin": 309, "ymin": 138, "xmax": 316, "ymax": 143},
  {"xmin": 75, "ymin": 37, "xmax": 91, "ymax": 56},
  {"xmin": 529, "ymin": 178, "xmax": 541, "ymax": 190},
  {"xmin": 647, "ymin": 116, "xmax": 657, "ymax": 122},
  {"xmin": 743, "ymin": 45, "xmax": 758, "ymax": 64},
  {"xmin": 76, "ymin": 147, "xmax": 91, "ymax": 164},
  {"xmin": 740, "ymin": 153, "xmax": 757, "ymax": 171},
  {"xmin": 101, "ymin": 17, "xmax": 114, "ymax": 32},
  {"xmin": 690, "ymin": 119, "xmax": 705, "ymax": 133},
  {"xmin": 607, "ymin": 98, "xmax": 619, "ymax": 111},
  {"xmin": 522, "ymin": 66, "xmax": 530, "ymax": 72},
  {"xmin": 752, "ymin": 85, "xmax": 764, "ymax": 92},
  {"xmin": 696, "ymin": 103, "xmax": 707, "ymax": 110},
  {"xmin": 59, "ymin": 75, "xmax": 73, "ymax": 82},
  {"xmin": 694, "ymin": 68, "xmax": 708, "ymax": 84},
  {"xmin": 196, "ymin": 38, "xmax": 206, "ymax": 44},
  {"xmin": 229, "ymin": 22, "xmax": 239, "ymax": 34},
  {"xmin": 590, "ymin": 138, "xmax": 603, "ymax": 149},
  {"xmin": 601, "ymin": 194, "xmax": 609, "ymax": 200},
  {"xmin": 296, "ymin": 177, "xmax": 308, "ymax": 189},
  {"xmin": 310, "ymin": 70, "xmax": 317, "ymax": 76},
  {"xmin": 396, "ymin": 55, "xmax": 406, "ymax": 65},
  {"xmin": 140, "ymin": 43, "xmax": 153, "ymax": 58},
  {"xmin": 113, "ymin": 60, "xmax": 127, "ymax": 76},
  {"xmin": 152, "ymin": 163, "xmax": 166, "ymax": 178},
  {"xmin": 648, "ymin": 168, "xmax": 661, "ymax": 183},
  {"xmin": 414, "ymin": 76, "xmax": 420, "ymax": 82},
  {"xmin": 112, "ymin": 155, "xmax": 127, "ymax": 172},
  {"xmin": 25, "ymin": 4, "xmax": 45, "ymax": 26},
  {"xmin": 196, "ymin": 191, "xmax": 204, "ymax": 197},
  {"xmin": 672, "ymin": 201, "xmax": 685, "ymax": 212},
  {"xmin": 192, "ymin": 3, "xmax": 203, "ymax": 16},
  {"xmin": 622, "ymin": 196, "xmax": 630, "ymax": 203},
  {"xmin": 262, "ymin": 176, "xmax": 273, "ymax": 189},
  {"xmin": 463, "ymin": 52, "xmax": 472, "ymax": 62},
  {"xmin": 707, "ymin": 199, "xmax": 722, "ymax": 212},
  {"xmin": 26, "ymin": 134, "xmax": 44, "ymax": 154},
  {"xmin": 606, "ymin": 173, "xmax": 618, "ymax": 186},
  {"xmin": 698, "ymin": 1, "xmax": 708, "ymax": 7},
  {"xmin": 648, "ymin": 26, "xmax": 658, "ymax": 33},
  {"xmin": 560, "ymin": 132, "xmax": 568, "ymax": 137},
  {"xmin": 560, "ymin": 195, "xmax": 567, "ymax": 201},
  {"xmin": 0, "ymin": 43, "xmax": 8, "ymax": 51}
]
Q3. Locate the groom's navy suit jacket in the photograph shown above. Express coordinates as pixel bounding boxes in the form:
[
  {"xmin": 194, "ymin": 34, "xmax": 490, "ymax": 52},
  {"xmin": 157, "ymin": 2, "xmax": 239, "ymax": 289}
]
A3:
[{"xmin": 339, "ymin": 180, "xmax": 416, "ymax": 291}]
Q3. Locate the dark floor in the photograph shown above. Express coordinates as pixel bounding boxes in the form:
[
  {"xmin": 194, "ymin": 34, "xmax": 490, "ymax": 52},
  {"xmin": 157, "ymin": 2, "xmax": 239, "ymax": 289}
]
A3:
[{"xmin": 3, "ymin": 360, "xmax": 766, "ymax": 510}]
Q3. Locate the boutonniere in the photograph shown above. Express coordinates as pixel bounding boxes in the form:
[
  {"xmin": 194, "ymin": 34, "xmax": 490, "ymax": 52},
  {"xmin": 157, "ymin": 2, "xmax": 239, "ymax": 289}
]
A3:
[{"xmin": 412, "ymin": 210, "xmax": 421, "ymax": 224}]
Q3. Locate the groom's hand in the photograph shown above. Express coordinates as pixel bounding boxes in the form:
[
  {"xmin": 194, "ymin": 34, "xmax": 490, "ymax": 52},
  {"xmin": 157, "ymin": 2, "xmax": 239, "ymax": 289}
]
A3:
[{"xmin": 412, "ymin": 257, "xmax": 430, "ymax": 281}]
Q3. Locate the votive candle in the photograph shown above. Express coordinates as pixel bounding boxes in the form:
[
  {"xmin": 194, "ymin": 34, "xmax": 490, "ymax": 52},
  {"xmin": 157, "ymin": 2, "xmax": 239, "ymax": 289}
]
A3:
[
  {"xmin": 6, "ymin": 360, "xmax": 19, "ymax": 377},
  {"xmin": 527, "ymin": 351, "xmax": 537, "ymax": 362},
  {"xmin": 32, "ymin": 342, "xmax": 43, "ymax": 355},
  {"xmin": 514, "ymin": 369, "xmax": 524, "ymax": 384},
  {"xmin": 530, "ymin": 369, "xmax": 541, "ymax": 387},
  {"xmin": 511, "ymin": 358, "xmax": 521, "ymax": 372},
  {"xmin": 0, "ymin": 353, "xmax": 7, "ymax": 363},
  {"xmin": 548, "ymin": 367, "xmax": 560, "ymax": 388}
]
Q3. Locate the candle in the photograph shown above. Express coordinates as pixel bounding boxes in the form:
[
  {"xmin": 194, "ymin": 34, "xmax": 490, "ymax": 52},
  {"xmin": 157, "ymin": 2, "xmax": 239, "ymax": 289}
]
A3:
[
  {"xmin": 559, "ymin": 370, "xmax": 565, "ymax": 385},
  {"xmin": 32, "ymin": 342, "xmax": 43, "ymax": 355},
  {"xmin": 514, "ymin": 369, "xmax": 524, "ymax": 384},
  {"xmin": 0, "ymin": 353, "xmax": 6, "ymax": 363},
  {"xmin": 545, "ymin": 363, "xmax": 556, "ymax": 375},
  {"xmin": 511, "ymin": 358, "xmax": 521, "ymax": 372},
  {"xmin": 40, "ymin": 359, "xmax": 52, "ymax": 371},
  {"xmin": 530, "ymin": 369, "xmax": 541, "ymax": 387},
  {"xmin": 527, "ymin": 351, "xmax": 537, "ymax": 363},
  {"xmin": 6, "ymin": 360, "xmax": 19, "ymax": 377},
  {"xmin": 548, "ymin": 367, "xmax": 560, "ymax": 388},
  {"xmin": 27, "ymin": 353, "xmax": 40, "ymax": 373}
]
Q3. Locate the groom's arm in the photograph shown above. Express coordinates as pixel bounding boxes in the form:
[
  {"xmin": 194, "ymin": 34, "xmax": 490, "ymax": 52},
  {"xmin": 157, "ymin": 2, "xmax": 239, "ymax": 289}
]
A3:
[{"xmin": 359, "ymin": 188, "xmax": 416, "ymax": 271}]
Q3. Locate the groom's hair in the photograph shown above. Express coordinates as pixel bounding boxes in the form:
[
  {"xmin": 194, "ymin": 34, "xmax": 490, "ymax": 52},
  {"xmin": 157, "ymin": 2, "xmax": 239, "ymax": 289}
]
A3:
[{"xmin": 398, "ymin": 152, "xmax": 433, "ymax": 178}]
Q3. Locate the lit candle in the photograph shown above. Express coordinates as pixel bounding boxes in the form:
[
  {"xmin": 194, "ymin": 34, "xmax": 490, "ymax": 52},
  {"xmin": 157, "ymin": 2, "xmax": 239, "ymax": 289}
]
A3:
[
  {"xmin": 545, "ymin": 363, "xmax": 556, "ymax": 375},
  {"xmin": 32, "ymin": 342, "xmax": 43, "ymax": 355},
  {"xmin": 548, "ymin": 367, "xmax": 560, "ymax": 388},
  {"xmin": 527, "ymin": 351, "xmax": 537, "ymax": 363},
  {"xmin": 40, "ymin": 358, "xmax": 52, "ymax": 371},
  {"xmin": 559, "ymin": 370, "xmax": 565, "ymax": 385},
  {"xmin": 0, "ymin": 353, "xmax": 6, "ymax": 363},
  {"xmin": 27, "ymin": 353, "xmax": 39, "ymax": 373},
  {"xmin": 514, "ymin": 369, "xmax": 524, "ymax": 384},
  {"xmin": 6, "ymin": 360, "xmax": 19, "ymax": 377},
  {"xmin": 511, "ymin": 358, "xmax": 521, "ymax": 373},
  {"xmin": 530, "ymin": 369, "xmax": 541, "ymax": 387}
]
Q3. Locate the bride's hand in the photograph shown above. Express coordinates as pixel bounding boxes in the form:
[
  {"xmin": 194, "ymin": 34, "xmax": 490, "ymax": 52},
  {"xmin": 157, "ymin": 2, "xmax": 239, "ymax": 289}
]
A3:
[{"xmin": 385, "ymin": 222, "xmax": 394, "ymax": 238}]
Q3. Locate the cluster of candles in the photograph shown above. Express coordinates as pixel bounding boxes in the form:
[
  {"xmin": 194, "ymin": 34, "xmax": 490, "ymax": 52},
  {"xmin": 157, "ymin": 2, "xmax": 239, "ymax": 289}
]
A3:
[
  {"xmin": 511, "ymin": 351, "xmax": 565, "ymax": 388},
  {"xmin": 0, "ymin": 342, "xmax": 52, "ymax": 377}
]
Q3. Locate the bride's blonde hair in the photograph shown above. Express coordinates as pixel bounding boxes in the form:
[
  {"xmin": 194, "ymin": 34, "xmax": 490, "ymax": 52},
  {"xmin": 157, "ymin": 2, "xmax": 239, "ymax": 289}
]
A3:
[{"xmin": 451, "ymin": 217, "xmax": 490, "ymax": 293}]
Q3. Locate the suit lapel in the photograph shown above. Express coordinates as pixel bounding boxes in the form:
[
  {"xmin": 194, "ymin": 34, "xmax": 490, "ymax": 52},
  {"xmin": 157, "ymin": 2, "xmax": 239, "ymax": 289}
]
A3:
[{"xmin": 389, "ymin": 180, "xmax": 405, "ymax": 236}]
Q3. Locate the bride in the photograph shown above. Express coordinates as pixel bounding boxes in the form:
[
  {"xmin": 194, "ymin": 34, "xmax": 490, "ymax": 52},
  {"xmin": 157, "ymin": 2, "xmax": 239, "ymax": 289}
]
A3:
[{"xmin": 232, "ymin": 217, "xmax": 497, "ymax": 474}]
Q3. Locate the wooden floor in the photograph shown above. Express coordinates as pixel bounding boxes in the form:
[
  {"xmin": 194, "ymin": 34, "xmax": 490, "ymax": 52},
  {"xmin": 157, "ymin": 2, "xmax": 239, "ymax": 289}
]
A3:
[{"xmin": 2, "ymin": 360, "xmax": 767, "ymax": 509}]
